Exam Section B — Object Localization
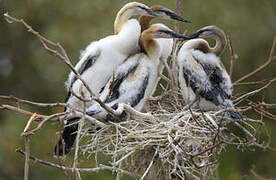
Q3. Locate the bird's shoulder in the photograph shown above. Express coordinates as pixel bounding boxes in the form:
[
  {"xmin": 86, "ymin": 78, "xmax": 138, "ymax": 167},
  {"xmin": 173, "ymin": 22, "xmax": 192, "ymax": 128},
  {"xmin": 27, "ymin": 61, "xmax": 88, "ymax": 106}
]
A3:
[{"xmin": 65, "ymin": 41, "xmax": 101, "ymax": 90}]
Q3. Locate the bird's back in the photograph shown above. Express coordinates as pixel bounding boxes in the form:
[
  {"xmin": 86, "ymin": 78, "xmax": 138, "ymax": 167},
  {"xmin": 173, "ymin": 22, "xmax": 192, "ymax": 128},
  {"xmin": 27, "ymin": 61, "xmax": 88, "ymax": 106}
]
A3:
[{"xmin": 178, "ymin": 47, "xmax": 232, "ymax": 111}]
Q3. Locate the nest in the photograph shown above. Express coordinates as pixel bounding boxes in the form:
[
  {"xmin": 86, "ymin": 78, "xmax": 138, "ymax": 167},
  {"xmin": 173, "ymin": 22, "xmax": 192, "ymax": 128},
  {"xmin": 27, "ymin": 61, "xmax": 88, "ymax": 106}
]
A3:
[
  {"xmin": 80, "ymin": 89, "xmax": 257, "ymax": 179},
  {"xmin": 3, "ymin": 13, "xmax": 274, "ymax": 180}
]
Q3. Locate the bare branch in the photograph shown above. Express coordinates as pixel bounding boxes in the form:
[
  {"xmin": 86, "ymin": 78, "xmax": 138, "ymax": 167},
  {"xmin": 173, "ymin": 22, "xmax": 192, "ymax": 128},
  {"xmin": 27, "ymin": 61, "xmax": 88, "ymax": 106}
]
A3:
[
  {"xmin": 3, "ymin": 12, "xmax": 119, "ymax": 119},
  {"xmin": 24, "ymin": 136, "xmax": 30, "ymax": 180},
  {"xmin": 234, "ymin": 36, "xmax": 276, "ymax": 85},
  {"xmin": 16, "ymin": 149, "xmax": 134, "ymax": 177},
  {"xmin": 250, "ymin": 165, "xmax": 272, "ymax": 180},
  {"xmin": 1, "ymin": 104, "xmax": 47, "ymax": 119},
  {"xmin": 227, "ymin": 36, "xmax": 237, "ymax": 79},
  {"xmin": 21, "ymin": 112, "xmax": 68, "ymax": 136},
  {"xmin": 234, "ymin": 77, "xmax": 276, "ymax": 103},
  {"xmin": 0, "ymin": 95, "xmax": 66, "ymax": 108}
]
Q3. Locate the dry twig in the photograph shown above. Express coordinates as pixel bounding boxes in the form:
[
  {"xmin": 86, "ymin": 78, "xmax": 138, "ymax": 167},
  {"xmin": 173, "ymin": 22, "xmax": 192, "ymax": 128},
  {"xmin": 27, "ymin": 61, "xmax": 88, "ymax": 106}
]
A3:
[{"xmin": 234, "ymin": 36, "xmax": 276, "ymax": 85}]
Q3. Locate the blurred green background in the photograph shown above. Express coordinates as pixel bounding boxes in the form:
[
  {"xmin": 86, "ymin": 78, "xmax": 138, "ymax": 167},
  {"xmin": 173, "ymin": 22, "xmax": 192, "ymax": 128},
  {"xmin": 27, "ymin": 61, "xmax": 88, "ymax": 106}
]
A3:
[{"xmin": 1, "ymin": 0, "xmax": 276, "ymax": 179}]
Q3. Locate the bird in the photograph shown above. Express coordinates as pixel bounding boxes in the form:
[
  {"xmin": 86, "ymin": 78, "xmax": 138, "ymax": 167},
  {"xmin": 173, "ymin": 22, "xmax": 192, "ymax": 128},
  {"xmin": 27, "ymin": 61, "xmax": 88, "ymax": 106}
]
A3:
[
  {"xmin": 86, "ymin": 24, "xmax": 197, "ymax": 121},
  {"xmin": 177, "ymin": 25, "xmax": 244, "ymax": 120},
  {"xmin": 54, "ymin": 3, "xmax": 192, "ymax": 156},
  {"xmin": 139, "ymin": 5, "xmax": 191, "ymax": 94},
  {"xmin": 54, "ymin": 2, "xmax": 158, "ymax": 156}
]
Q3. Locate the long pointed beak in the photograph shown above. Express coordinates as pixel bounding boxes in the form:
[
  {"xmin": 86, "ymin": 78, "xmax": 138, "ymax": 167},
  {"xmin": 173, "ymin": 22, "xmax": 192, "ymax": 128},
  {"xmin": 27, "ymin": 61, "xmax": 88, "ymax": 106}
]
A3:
[
  {"xmin": 137, "ymin": 5, "xmax": 158, "ymax": 17},
  {"xmin": 179, "ymin": 30, "xmax": 203, "ymax": 40},
  {"xmin": 157, "ymin": 8, "xmax": 191, "ymax": 23},
  {"xmin": 159, "ymin": 30, "xmax": 199, "ymax": 40},
  {"xmin": 145, "ymin": 8, "xmax": 158, "ymax": 17}
]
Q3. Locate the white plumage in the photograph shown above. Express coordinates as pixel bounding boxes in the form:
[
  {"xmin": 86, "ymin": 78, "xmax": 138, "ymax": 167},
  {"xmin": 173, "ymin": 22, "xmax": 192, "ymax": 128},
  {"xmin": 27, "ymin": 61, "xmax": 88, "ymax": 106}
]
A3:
[
  {"xmin": 66, "ymin": 2, "xmax": 157, "ymax": 110},
  {"xmin": 86, "ymin": 24, "xmax": 193, "ymax": 120},
  {"xmin": 177, "ymin": 25, "xmax": 244, "ymax": 119},
  {"xmin": 54, "ymin": 2, "xmax": 157, "ymax": 156}
]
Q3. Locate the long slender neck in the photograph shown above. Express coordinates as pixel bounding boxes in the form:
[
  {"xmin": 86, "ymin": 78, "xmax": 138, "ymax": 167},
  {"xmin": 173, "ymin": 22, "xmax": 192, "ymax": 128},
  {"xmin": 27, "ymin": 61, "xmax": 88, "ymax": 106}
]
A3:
[
  {"xmin": 210, "ymin": 30, "xmax": 227, "ymax": 56},
  {"xmin": 139, "ymin": 16, "xmax": 155, "ymax": 32},
  {"xmin": 140, "ymin": 33, "xmax": 159, "ymax": 60},
  {"xmin": 114, "ymin": 7, "xmax": 133, "ymax": 34}
]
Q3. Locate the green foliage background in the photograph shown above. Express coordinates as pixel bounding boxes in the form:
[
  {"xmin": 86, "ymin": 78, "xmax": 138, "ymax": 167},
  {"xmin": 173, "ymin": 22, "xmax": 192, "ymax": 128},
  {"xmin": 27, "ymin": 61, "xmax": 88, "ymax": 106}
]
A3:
[{"xmin": 0, "ymin": 0, "xmax": 276, "ymax": 179}]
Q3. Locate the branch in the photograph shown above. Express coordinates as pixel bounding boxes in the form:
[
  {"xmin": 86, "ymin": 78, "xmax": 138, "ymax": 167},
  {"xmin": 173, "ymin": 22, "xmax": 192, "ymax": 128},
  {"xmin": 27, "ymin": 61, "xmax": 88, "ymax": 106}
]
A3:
[
  {"xmin": 140, "ymin": 149, "xmax": 159, "ymax": 180},
  {"xmin": 227, "ymin": 36, "xmax": 237, "ymax": 79},
  {"xmin": 16, "ymin": 149, "xmax": 134, "ymax": 177},
  {"xmin": 234, "ymin": 77, "xmax": 276, "ymax": 103},
  {"xmin": 3, "ymin": 12, "xmax": 119, "ymax": 119},
  {"xmin": 22, "ymin": 114, "xmax": 38, "ymax": 180},
  {"xmin": 0, "ymin": 95, "xmax": 66, "ymax": 108},
  {"xmin": 234, "ymin": 36, "xmax": 276, "ymax": 85},
  {"xmin": 21, "ymin": 112, "xmax": 68, "ymax": 136},
  {"xmin": 1, "ymin": 104, "xmax": 48, "ymax": 119},
  {"xmin": 24, "ymin": 136, "xmax": 30, "ymax": 180},
  {"xmin": 174, "ymin": 0, "xmax": 181, "ymax": 33},
  {"xmin": 250, "ymin": 165, "xmax": 272, "ymax": 180}
]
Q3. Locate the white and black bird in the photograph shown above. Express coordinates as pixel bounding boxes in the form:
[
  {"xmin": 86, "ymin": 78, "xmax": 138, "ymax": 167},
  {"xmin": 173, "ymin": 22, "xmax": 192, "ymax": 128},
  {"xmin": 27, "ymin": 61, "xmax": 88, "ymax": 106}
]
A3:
[
  {"xmin": 86, "ymin": 25, "xmax": 196, "ymax": 120},
  {"xmin": 177, "ymin": 25, "xmax": 244, "ymax": 119},
  {"xmin": 54, "ymin": 3, "xmax": 191, "ymax": 156},
  {"xmin": 54, "ymin": 2, "xmax": 157, "ymax": 156},
  {"xmin": 139, "ymin": 5, "xmax": 191, "ymax": 93}
]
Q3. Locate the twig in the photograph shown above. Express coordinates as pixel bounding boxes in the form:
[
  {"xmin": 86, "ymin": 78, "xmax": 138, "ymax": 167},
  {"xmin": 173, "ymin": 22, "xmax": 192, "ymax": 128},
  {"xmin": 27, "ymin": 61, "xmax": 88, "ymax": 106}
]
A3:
[
  {"xmin": 22, "ymin": 114, "xmax": 37, "ymax": 180},
  {"xmin": 24, "ymin": 136, "xmax": 30, "ymax": 180},
  {"xmin": 234, "ymin": 78, "xmax": 276, "ymax": 103},
  {"xmin": 140, "ymin": 150, "xmax": 159, "ymax": 180},
  {"xmin": 21, "ymin": 112, "xmax": 68, "ymax": 136},
  {"xmin": 3, "ymin": 12, "xmax": 119, "ymax": 120},
  {"xmin": 234, "ymin": 79, "xmax": 271, "ymax": 86},
  {"xmin": 234, "ymin": 36, "xmax": 276, "ymax": 85},
  {"xmin": 16, "ymin": 149, "xmax": 134, "ymax": 176},
  {"xmin": 69, "ymin": 87, "xmax": 91, "ymax": 102},
  {"xmin": 73, "ymin": 87, "xmax": 86, "ymax": 178},
  {"xmin": 174, "ymin": 0, "xmax": 181, "ymax": 33},
  {"xmin": 228, "ymin": 36, "xmax": 237, "ymax": 79},
  {"xmin": 0, "ymin": 95, "xmax": 66, "ymax": 108},
  {"xmin": 1, "ymin": 104, "xmax": 47, "ymax": 119},
  {"xmin": 250, "ymin": 165, "xmax": 272, "ymax": 180}
]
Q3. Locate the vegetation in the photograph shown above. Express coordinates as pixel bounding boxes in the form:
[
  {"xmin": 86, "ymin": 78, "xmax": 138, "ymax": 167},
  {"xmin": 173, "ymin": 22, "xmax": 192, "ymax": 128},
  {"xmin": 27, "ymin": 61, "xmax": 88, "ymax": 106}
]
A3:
[{"xmin": 1, "ymin": 0, "xmax": 276, "ymax": 179}]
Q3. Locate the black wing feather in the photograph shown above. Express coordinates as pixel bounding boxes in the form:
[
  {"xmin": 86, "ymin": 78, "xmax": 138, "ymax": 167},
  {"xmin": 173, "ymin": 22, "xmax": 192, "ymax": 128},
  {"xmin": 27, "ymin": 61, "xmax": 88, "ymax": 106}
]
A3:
[
  {"xmin": 192, "ymin": 55, "xmax": 230, "ymax": 100},
  {"xmin": 105, "ymin": 62, "xmax": 139, "ymax": 103},
  {"xmin": 183, "ymin": 66, "xmax": 221, "ymax": 106}
]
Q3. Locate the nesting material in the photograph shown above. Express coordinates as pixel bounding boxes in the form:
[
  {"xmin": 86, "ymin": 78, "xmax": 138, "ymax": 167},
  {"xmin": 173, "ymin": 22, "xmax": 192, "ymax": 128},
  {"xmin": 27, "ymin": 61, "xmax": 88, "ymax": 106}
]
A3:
[{"xmin": 80, "ymin": 89, "xmax": 256, "ymax": 179}]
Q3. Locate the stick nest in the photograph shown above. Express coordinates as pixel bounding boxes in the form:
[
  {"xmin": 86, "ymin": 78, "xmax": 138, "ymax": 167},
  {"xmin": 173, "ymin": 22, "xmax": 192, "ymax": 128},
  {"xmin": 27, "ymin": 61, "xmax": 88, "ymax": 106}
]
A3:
[{"xmin": 80, "ymin": 89, "xmax": 258, "ymax": 179}]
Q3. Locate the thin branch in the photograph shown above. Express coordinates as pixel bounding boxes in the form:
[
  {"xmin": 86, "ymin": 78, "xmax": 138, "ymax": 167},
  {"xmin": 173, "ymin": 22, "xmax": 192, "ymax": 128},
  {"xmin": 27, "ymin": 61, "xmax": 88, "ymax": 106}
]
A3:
[
  {"xmin": 24, "ymin": 136, "xmax": 30, "ymax": 180},
  {"xmin": 228, "ymin": 36, "xmax": 237, "ymax": 79},
  {"xmin": 140, "ymin": 150, "xmax": 159, "ymax": 180},
  {"xmin": 174, "ymin": 0, "xmax": 181, "ymax": 33},
  {"xmin": 16, "ymin": 149, "xmax": 134, "ymax": 176},
  {"xmin": 22, "ymin": 114, "xmax": 37, "ymax": 180},
  {"xmin": 234, "ymin": 36, "xmax": 276, "ymax": 85},
  {"xmin": 0, "ymin": 95, "xmax": 66, "ymax": 108},
  {"xmin": 250, "ymin": 165, "xmax": 272, "ymax": 180},
  {"xmin": 234, "ymin": 77, "xmax": 276, "ymax": 103},
  {"xmin": 1, "ymin": 104, "xmax": 48, "ymax": 119},
  {"xmin": 3, "ymin": 12, "xmax": 119, "ymax": 119},
  {"xmin": 68, "ymin": 87, "xmax": 91, "ymax": 102},
  {"xmin": 21, "ymin": 112, "xmax": 68, "ymax": 136}
]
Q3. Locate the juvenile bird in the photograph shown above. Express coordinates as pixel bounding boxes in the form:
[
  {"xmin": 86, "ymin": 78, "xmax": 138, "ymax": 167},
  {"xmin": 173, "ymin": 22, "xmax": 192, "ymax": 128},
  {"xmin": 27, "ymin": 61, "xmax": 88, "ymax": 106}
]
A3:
[{"xmin": 177, "ymin": 25, "xmax": 244, "ymax": 120}]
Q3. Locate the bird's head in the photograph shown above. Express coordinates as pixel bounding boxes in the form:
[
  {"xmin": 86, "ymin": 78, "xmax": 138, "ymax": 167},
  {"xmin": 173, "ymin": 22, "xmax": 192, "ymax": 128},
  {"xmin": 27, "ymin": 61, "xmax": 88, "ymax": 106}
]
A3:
[
  {"xmin": 150, "ymin": 5, "xmax": 191, "ymax": 23},
  {"xmin": 198, "ymin": 25, "xmax": 220, "ymax": 39},
  {"xmin": 123, "ymin": 2, "xmax": 157, "ymax": 17},
  {"xmin": 143, "ymin": 24, "xmax": 198, "ymax": 40},
  {"xmin": 188, "ymin": 25, "xmax": 224, "ymax": 39}
]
